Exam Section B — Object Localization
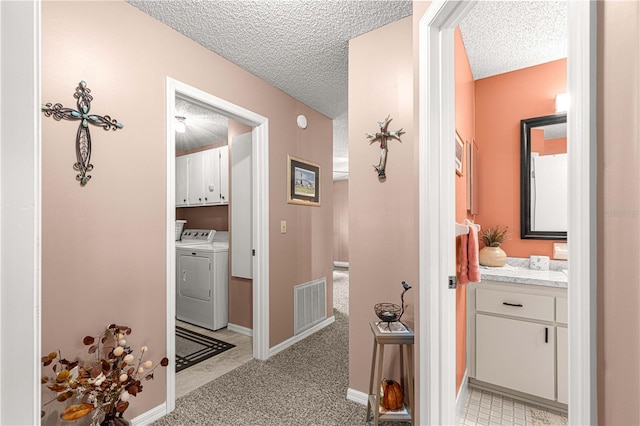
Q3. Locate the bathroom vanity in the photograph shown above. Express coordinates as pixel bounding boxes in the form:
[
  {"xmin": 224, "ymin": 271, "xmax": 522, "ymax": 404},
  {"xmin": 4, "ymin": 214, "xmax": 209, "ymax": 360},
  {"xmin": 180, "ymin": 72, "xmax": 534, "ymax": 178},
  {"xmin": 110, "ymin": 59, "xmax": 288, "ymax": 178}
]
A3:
[{"xmin": 467, "ymin": 261, "xmax": 568, "ymax": 409}]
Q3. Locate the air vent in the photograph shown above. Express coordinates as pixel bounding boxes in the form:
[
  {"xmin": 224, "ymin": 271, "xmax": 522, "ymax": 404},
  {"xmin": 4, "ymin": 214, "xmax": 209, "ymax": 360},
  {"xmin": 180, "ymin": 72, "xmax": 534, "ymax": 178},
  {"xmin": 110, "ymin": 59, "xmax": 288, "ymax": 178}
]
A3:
[{"xmin": 294, "ymin": 278, "xmax": 326, "ymax": 335}]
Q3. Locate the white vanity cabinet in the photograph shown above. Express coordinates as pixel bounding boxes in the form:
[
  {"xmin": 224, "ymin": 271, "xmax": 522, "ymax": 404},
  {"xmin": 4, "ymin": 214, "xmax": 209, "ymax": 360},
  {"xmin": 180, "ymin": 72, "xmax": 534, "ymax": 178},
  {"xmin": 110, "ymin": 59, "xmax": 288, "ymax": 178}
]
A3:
[
  {"xmin": 556, "ymin": 297, "xmax": 568, "ymax": 404},
  {"xmin": 176, "ymin": 146, "xmax": 229, "ymax": 206},
  {"xmin": 176, "ymin": 155, "xmax": 189, "ymax": 207},
  {"xmin": 468, "ymin": 280, "xmax": 567, "ymax": 407}
]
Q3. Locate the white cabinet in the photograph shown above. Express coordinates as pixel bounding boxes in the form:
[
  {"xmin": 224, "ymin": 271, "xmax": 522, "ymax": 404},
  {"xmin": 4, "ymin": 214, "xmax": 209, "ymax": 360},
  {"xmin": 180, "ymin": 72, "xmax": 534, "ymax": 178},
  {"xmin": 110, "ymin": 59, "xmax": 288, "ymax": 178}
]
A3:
[
  {"xmin": 476, "ymin": 314, "xmax": 555, "ymax": 400},
  {"xmin": 176, "ymin": 155, "xmax": 189, "ymax": 207},
  {"xmin": 557, "ymin": 326, "xmax": 568, "ymax": 404},
  {"xmin": 187, "ymin": 151, "xmax": 206, "ymax": 205},
  {"xmin": 219, "ymin": 145, "xmax": 229, "ymax": 204},
  {"xmin": 468, "ymin": 281, "xmax": 568, "ymax": 406},
  {"xmin": 176, "ymin": 146, "xmax": 229, "ymax": 207}
]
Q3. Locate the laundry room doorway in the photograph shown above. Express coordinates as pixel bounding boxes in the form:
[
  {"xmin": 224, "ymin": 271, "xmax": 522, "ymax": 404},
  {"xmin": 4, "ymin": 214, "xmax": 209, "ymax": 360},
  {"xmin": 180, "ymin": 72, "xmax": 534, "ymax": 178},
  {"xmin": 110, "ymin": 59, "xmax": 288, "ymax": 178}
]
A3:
[{"xmin": 165, "ymin": 77, "xmax": 270, "ymax": 412}]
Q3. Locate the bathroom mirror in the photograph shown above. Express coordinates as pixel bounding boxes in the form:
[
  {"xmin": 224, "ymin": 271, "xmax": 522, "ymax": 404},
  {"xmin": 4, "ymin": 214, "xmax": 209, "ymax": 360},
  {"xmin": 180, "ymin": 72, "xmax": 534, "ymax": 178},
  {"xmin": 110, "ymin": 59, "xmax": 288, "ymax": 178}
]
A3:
[{"xmin": 520, "ymin": 113, "xmax": 567, "ymax": 240}]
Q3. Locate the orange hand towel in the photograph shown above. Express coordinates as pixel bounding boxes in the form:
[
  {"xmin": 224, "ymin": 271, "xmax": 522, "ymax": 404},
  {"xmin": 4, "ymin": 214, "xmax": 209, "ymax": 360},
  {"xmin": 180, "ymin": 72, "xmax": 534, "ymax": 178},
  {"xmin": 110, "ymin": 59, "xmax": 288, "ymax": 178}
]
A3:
[
  {"xmin": 459, "ymin": 226, "xmax": 480, "ymax": 285},
  {"xmin": 459, "ymin": 233, "xmax": 469, "ymax": 285},
  {"xmin": 467, "ymin": 225, "xmax": 480, "ymax": 283}
]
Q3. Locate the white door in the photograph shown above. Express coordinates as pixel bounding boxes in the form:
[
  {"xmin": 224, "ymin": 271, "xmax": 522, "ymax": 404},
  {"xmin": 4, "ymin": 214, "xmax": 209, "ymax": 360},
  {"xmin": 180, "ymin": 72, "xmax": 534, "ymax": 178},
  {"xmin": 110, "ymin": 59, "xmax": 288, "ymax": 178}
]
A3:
[{"xmin": 231, "ymin": 133, "xmax": 253, "ymax": 279}]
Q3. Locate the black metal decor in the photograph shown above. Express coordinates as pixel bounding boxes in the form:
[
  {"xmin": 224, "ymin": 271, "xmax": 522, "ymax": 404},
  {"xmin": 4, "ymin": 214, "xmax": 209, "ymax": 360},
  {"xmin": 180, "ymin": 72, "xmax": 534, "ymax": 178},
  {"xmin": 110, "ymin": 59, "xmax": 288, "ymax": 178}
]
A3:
[
  {"xmin": 42, "ymin": 80, "xmax": 124, "ymax": 186},
  {"xmin": 366, "ymin": 115, "xmax": 405, "ymax": 179}
]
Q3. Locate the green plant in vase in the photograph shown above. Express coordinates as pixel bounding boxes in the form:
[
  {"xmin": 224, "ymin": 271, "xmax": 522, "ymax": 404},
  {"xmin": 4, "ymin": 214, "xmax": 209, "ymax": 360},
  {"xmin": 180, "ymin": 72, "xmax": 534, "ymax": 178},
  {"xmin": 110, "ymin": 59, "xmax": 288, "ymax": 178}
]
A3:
[{"xmin": 478, "ymin": 225, "xmax": 509, "ymax": 267}]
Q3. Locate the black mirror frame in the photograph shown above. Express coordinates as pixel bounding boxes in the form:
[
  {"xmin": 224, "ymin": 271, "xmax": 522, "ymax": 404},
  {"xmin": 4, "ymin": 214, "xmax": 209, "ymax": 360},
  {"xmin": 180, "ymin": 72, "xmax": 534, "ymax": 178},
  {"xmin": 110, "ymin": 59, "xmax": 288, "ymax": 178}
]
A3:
[{"xmin": 520, "ymin": 113, "xmax": 568, "ymax": 240}]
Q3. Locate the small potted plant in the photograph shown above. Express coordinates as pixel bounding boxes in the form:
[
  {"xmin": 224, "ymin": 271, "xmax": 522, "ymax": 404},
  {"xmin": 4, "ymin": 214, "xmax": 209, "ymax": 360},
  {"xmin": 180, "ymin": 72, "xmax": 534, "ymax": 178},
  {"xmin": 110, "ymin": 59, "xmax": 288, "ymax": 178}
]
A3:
[{"xmin": 479, "ymin": 225, "xmax": 509, "ymax": 267}]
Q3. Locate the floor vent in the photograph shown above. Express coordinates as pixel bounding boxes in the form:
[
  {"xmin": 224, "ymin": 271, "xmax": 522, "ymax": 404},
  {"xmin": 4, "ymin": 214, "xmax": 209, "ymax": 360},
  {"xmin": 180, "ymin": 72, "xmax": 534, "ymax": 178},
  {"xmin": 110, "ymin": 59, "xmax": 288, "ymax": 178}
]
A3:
[{"xmin": 294, "ymin": 278, "xmax": 327, "ymax": 335}]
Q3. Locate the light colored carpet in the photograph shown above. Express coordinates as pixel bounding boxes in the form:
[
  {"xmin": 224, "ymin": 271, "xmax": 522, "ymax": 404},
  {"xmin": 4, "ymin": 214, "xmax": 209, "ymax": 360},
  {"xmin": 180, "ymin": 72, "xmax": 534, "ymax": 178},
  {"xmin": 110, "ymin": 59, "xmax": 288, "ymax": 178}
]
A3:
[{"xmin": 153, "ymin": 269, "xmax": 367, "ymax": 426}]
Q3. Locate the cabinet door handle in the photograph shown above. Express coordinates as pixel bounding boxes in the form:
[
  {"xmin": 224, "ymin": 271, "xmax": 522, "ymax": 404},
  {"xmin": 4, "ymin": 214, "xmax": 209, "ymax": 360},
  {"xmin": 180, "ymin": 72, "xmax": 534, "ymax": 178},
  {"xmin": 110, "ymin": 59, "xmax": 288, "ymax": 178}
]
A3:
[
  {"xmin": 502, "ymin": 302, "xmax": 523, "ymax": 307},
  {"xmin": 545, "ymin": 327, "xmax": 549, "ymax": 343}
]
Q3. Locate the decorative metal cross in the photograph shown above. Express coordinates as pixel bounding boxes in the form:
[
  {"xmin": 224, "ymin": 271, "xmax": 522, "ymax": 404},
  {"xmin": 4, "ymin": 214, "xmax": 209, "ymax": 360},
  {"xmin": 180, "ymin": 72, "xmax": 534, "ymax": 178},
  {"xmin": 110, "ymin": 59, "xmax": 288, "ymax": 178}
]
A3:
[
  {"xmin": 366, "ymin": 115, "xmax": 405, "ymax": 179},
  {"xmin": 42, "ymin": 80, "xmax": 124, "ymax": 186}
]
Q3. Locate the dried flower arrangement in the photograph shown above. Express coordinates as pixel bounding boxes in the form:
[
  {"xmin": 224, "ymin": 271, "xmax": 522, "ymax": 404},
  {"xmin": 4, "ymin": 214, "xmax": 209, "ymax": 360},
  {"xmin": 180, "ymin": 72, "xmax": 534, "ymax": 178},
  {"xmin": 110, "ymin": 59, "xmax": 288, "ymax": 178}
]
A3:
[
  {"xmin": 41, "ymin": 324, "xmax": 168, "ymax": 426},
  {"xmin": 479, "ymin": 225, "xmax": 509, "ymax": 247}
]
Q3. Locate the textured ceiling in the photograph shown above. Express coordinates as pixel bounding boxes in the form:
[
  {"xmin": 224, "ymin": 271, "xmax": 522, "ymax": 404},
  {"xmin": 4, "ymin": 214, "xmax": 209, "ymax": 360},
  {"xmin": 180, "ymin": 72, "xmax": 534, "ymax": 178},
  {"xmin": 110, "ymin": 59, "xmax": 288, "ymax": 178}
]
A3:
[
  {"xmin": 459, "ymin": 1, "xmax": 567, "ymax": 80},
  {"xmin": 127, "ymin": 0, "xmax": 412, "ymax": 122},
  {"xmin": 129, "ymin": 1, "xmax": 567, "ymax": 179},
  {"xmin": 175, "ymin": 96, "xmax": 228, "ymax": 152}
]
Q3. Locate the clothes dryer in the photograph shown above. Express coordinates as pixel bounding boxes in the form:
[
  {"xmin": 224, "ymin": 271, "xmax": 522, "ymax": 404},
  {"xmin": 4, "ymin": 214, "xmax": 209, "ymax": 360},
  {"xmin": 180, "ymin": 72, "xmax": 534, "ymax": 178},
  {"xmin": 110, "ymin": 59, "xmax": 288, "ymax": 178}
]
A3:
[{"xmin": 176, "ymin": 230, "xmax": 229, "ymax": 331}]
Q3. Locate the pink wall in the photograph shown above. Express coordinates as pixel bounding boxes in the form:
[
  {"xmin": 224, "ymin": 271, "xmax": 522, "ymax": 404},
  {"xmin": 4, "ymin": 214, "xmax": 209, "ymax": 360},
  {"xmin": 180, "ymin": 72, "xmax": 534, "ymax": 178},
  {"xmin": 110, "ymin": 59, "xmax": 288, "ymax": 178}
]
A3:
[
  {"xmin": 474, "ymin": 59, "xmax": 567, "ymax": 258},
  {"xmin": 333, "ymin": 180, "xmax": 349, "ymax": 263},
  {"xmin": 348, "ymin": 15, "xmax": 417, "ymax": 396},
  {"xmin": 454, "ymin": 27, "xmax": 475, "ymax": 394},
  {"xmin": 598, "ymin": 1, "xmax": 640, "ymax": 424},
  {"xmin": 41, "ymin": 0, "xmax": 332, "ymax": 419}
]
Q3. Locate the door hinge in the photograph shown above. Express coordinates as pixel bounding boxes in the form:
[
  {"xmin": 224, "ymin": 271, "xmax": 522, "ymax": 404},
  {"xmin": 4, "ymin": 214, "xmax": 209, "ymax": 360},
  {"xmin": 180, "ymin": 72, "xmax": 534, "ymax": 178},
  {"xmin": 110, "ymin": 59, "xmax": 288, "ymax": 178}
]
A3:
[
  {"xmin": 448, "ymin": 275, "xmax": 457, "ymax": 289},
  {"xmin": 252, "ymin": 249, "xmax": 256, "ymax": 256}
]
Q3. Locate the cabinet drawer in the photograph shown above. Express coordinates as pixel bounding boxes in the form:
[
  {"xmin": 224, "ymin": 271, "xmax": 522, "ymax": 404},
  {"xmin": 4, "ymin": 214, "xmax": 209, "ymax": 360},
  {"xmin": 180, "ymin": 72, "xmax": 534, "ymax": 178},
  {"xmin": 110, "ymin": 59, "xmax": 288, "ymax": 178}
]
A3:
[
  {"xmin": 476, "ymin": 288, "xmax": 554, "ymax": 322},
  {"xmin": 556, "ymin": 297, "xmax": 568, "ymax": 324}
]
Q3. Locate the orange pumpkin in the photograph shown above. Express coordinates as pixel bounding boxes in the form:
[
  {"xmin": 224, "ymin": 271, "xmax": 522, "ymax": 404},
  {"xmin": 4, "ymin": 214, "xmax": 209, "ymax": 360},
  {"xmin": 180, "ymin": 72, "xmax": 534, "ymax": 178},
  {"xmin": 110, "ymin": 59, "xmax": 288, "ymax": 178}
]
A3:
[{"xmin": 380, "ymin": 378, "xmax": 404, "ymax": 410}]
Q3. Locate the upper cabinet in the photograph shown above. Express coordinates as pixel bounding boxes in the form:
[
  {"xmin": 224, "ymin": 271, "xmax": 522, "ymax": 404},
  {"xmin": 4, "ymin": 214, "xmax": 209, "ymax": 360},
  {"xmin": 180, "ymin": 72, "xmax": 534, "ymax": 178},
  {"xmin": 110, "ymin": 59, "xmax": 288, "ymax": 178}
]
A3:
[
  {"xmin": 176, "ymin": 146, "xmax": 229, "ymax": 207},
  {"xmin": 176, "ymin": 155, "xmax": 189, "ymax": 207}
]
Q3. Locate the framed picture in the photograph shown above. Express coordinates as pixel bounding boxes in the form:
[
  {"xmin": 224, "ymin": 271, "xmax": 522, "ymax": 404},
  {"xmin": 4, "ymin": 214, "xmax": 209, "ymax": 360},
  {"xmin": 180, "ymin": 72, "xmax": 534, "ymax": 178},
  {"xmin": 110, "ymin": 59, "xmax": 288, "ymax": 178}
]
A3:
[
  {"xmin": 287, "ymin": 155, "xmax": 321, "ymax": 206},
  {"xmin": 466, "ymin": 138, "xmax": 479, "ymax": 215},
  {"xmin": 455, "ymin": 131, "xmax": 464, "ymax": 176}
]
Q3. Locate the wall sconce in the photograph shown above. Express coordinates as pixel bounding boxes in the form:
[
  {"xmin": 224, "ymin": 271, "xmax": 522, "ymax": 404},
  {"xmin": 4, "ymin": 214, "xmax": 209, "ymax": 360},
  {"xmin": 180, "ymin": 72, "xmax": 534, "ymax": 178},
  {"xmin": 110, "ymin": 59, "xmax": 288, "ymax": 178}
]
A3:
[
  {"xmin": 555, "ymin": 93, "xmax": 568, "ymax": 113},
  {"xmin": 175, "ymin": 116, "xmax": 187, "ymax": 133}
]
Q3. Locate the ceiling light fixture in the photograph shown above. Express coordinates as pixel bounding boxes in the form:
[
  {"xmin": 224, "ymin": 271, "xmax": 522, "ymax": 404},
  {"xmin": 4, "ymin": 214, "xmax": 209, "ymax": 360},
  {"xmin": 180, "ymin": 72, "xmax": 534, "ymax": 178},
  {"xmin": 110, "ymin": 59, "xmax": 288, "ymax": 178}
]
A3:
[
  {"xmin": 175, "ymin": 116, "xmax": 187, "ymax": 133},
  {"xmin": 555, "ymin": 93, "xmax": 568, "ymax": 113}
]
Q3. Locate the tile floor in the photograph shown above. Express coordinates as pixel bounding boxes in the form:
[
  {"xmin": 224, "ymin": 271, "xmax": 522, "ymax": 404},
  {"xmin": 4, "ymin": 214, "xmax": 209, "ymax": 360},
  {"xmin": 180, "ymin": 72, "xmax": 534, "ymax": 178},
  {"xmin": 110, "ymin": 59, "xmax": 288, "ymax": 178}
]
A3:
[
  {"xmin": 460, "ymin": 386, "xmax": 568, "ymax": 426},
  {"xmin": 175, "ymin": 320, "xmax": 253, "ymax": 398}
]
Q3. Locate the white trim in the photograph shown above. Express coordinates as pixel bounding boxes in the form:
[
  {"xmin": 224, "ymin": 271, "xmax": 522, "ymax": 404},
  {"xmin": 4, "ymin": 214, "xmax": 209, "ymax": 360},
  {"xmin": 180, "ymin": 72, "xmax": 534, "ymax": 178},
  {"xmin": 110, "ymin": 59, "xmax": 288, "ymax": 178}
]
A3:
[
  {"xmin": 346, "ymin": 387, "xmax": 369, "ymax": 406},
  {"xmin": 418, "ymin": 2, "xmax": 476, "ymax": 424},
  {"xmin": 567, "ymin": 1, "xmax": 598, "ymax": 424},
  {"xmin": 165, "ymin": 78, "xmax": 270, "ymax": 417},
  {"xmin": 252, "ymin": 119, "xmax": 270, "ymax": 361},
  {"xmin": 227, "ymin": 323, "xmax": 253, "ymax": 337},
  {"xmin": 130, "ymin": 403, "xmax": 167, "ymax": 426},
  {"xmin": 418, "ymin": 1, "xmax": 596, "ymax": 425},
  {"xmin": 456, "ymin": 370, "xmax": 469, "ymax": 419},
  {"xmin": 164, "ymin": 78, "xmax": 177, "ymax": 414},
  {"xmin": 0, "ymin": 1, "xmax": 41, "ymax": 425},
  {"xmin": 268, "ymin": 315, "xmax": 335, "ymax": 357},
  {"xmin": 333, "ymin": 261, "xmax": 349, "ymax": 268}
]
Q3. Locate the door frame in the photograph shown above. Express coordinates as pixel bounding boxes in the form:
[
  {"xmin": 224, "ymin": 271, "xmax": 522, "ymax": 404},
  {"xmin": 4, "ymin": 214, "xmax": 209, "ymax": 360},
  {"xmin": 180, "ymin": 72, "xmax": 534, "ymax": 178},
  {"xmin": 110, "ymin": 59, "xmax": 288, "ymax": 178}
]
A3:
[
  {"xmin": 165, "ymin": 78, "xmax": 270, "ymax": 412},
  {"xmin": 417, "ymin": 1, "xmax": 597, "ymax": 425}
]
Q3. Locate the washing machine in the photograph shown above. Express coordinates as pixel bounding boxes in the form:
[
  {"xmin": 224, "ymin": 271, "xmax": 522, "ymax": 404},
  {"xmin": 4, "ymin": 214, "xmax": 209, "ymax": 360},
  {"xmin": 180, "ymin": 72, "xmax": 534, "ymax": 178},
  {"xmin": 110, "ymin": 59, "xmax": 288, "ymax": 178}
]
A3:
[{"xmin": 176, "ymin": 229, "xmax": 229, "ymax": 331}]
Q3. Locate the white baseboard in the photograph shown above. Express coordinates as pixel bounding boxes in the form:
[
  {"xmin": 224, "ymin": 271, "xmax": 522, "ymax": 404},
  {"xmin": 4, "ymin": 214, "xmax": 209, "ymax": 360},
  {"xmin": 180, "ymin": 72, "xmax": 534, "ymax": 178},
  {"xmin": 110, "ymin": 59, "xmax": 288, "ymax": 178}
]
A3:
[
  {"xmin": 269, "ymin": 315, "xmax": 335, "ymax": 357},
  {"xmin": 227, "ymin": 322, "xmax": 253, "ymax": 337},
  {"xmin": 333, "ymin": 261, "xmax": 349, "ymax": 268},
  {"xmin": 347, "ymin": 387, "xmax": 369, "ymax": 406},
  {"xmin": 130, "ymin": 402, "xmax": 167, "ymax": 426},
  {"xmin": 456, "ymin": 370, "xmax": 469, "ymax": 419}
]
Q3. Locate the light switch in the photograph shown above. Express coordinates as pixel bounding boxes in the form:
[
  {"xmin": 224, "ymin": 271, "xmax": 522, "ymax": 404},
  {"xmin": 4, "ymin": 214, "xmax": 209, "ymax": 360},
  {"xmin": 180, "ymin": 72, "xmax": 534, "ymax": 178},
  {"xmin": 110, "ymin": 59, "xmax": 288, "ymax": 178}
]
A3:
[{"xmin": 280, "ymin": 220, "xmax": 287, "ymax": 234}]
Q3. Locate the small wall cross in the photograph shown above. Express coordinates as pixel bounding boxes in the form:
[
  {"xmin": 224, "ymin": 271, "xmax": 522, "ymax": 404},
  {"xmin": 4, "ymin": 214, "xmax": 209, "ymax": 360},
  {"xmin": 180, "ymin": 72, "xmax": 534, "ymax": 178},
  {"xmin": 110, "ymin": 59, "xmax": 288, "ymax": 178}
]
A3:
[
  {"xmin": 42, "ymin": 80, "xmax": 124, "ymax": 185},
  {"xmin": 366, "ymin": 115, "xmax": 405, "ymax": 179}
]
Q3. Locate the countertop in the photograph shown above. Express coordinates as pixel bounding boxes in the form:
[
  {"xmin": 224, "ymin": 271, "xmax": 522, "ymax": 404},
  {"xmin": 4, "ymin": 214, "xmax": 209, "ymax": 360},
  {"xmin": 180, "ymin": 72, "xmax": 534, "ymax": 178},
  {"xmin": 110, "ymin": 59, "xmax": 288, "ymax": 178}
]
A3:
[{"xmin": 479, "ymin": 258, "xmax": 568, "ymax": 288}]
